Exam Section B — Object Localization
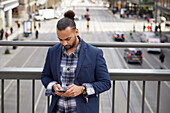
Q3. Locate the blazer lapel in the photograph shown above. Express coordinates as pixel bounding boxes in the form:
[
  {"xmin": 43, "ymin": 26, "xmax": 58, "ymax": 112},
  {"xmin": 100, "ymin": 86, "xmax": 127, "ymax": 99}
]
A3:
[
  {"xmin": 75, "ymin": 41, "xmax": 87, "ymax": 79},
  {"xmin": 55, "ymin": 45, "xmax": 62, "ymax": 84}
]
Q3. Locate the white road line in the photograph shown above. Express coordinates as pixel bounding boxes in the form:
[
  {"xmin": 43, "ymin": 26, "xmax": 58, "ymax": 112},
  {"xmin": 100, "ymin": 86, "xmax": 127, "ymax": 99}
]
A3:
[
  {"xmin": 21, "ymin": 47, "xmax": 39, "ymax": 67},
  {"xmin": 143, "ymin": 58, "xmax": 154, "ymax": 69},
  {"xmin": 151, "ymin": 54, "xmax": 168, "ymax": 69},
  {"xmin": 0, "ymin": 80, "xmax": 14, "ymax": 99},
  {"xmin": 1, "ymin": 47, "xmax": 24, "ymax": 67},
  {"xmin": 164, "ymin": 81, "xmax": 170, "ymax": 89},
  {"xmin": 34, "ymin": 86, "xmax": 45, "ymax": 111},
  {"xmin": 134, "ymin": 81, "xmax": 154, "ymax": 113},
  {"xmin": 115, "ymin": 48, "xmax": 129, "ymax": 69}
]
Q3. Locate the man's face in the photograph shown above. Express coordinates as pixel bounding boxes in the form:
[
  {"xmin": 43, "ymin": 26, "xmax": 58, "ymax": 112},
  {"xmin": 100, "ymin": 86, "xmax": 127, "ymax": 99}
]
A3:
[{"xmin": 57, "ymin": 27, "xmax": 78, "ymax": 50}]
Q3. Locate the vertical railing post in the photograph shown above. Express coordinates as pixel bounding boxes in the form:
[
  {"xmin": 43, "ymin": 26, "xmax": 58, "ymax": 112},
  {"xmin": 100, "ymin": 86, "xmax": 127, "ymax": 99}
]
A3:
[
  {"xmin": 1, "ymin": 79, "xmax": 4, "ymax": 113},
  {"xmin": 156, "ymin": 81, "xmax": 161, "ymax": 113},
  {"xmin": 47, "ymin": 96, "xmax": 50, "ymax": 113},
  {"xmin": 142, "ymin": 81, "xmax": 146, "ymax": 113},
  {"xmin": 127, "ymin": 81, "xmax": 130, "ymax": 113},
  {"xmin": 98, "ymin": 94, "xmax": 100, "ymax": 113},
  {"xmin": 32, "ymin": 80, "xmax": 35, "ymax": 113},
  {"xmin": 112, "ymin": 80, "xmax": 115, "ymax": 113},
  {"xmin": 17, "ymin": 79, "xmax": 20, "ymax": 113}
]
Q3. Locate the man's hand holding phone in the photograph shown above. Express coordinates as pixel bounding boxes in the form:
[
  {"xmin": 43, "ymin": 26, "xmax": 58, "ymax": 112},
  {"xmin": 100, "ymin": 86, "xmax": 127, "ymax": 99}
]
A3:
[{"xmin": 53, "ymin": 84, "xmax": 66, "ymax": 96}]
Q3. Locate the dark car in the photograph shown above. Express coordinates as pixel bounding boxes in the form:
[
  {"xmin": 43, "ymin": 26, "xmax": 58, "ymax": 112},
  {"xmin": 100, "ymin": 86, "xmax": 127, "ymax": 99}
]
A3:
[
  {"xmin": 124, "ymin": 48, "xmax": 143, "ymax": 64},
  {"xmin": 114, "ymin": 33, "xmax": 125, "ymax": 41}
]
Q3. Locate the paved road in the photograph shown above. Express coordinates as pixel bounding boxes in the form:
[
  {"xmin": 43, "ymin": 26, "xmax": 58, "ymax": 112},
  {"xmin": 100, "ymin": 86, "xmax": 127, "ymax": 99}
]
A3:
[{"xmin": 0, "ymin": 0, "xmax": 170, "ymax": 113}]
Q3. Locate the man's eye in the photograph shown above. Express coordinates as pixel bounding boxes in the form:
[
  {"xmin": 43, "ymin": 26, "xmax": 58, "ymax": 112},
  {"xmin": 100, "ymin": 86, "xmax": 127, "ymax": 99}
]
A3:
[{"xmin": 66, "ymin": 38, "xmax": 71, "ymax": 41}]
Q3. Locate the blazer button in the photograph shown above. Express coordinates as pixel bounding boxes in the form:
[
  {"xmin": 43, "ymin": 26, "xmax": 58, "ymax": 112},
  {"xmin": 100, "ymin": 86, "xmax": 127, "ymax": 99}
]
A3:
[
  {"xmin": 66, "ymin": 83, "xmax": 69, "ymax": 86},
  {"xmin": 67, "ymin": 68, "xmax": 70, "ymax": 71}
]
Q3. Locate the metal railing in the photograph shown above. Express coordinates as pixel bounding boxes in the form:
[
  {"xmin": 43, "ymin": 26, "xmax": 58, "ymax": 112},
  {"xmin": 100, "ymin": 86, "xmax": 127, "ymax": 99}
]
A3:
[
  {"xmin": 0, "ymin": 68, "xmax": 170, "ymax": 113},
  {"xmin": 0, "ymin": 41, "xmax": 170, "ymax": 113}
]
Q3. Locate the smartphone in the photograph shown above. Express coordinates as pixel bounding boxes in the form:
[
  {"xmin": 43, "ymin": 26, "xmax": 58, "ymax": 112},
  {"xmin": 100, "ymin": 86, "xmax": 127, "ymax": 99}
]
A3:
[{"xmin": 56, "ymin": 89, "xmax": 67, "ymax": 92}]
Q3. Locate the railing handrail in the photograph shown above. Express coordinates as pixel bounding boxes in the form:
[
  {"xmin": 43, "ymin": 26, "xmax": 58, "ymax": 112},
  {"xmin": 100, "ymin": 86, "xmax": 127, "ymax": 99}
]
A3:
[
  {"xmin": 0, "ymin": 41, "xmax": 170, "ymax": 48},
  {"xmin": 0, "ymin": 68, "xmax": 170, "ymax": 81}
]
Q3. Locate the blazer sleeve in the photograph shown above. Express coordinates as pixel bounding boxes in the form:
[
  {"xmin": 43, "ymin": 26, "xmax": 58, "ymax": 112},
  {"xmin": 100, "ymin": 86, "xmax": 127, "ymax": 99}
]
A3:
[
  {"xmin": 41, "ymin": 48, "xmax": 53, "ymax": 88},
  {"xmin": 92, "ymin": 49, "xmax": 111, "ymax": 94}
]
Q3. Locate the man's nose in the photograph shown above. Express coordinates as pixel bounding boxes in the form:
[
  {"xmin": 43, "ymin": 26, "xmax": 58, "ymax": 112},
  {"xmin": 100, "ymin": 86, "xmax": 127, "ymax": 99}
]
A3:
[{"xmin": 62, "ymin": 41, "xmax": 67, "ymax": 46}]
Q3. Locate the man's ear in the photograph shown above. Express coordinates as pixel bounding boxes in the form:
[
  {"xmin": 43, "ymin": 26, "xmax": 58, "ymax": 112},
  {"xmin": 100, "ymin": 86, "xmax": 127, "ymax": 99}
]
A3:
[{"xmin": 75, "ymin": 29, "xmax": 79, "ymax": 36}]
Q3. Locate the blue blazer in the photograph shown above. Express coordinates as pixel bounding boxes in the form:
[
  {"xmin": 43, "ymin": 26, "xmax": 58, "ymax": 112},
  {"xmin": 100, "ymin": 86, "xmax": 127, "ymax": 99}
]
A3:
[{"xmin": 41, "ymin": 39, "xmax": 111, "ymax": 113}]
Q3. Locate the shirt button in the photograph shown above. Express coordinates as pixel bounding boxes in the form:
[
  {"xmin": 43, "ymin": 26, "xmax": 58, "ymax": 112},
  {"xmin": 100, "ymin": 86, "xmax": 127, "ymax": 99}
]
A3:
[{"xmin": 67, "ymin": 68, "xmax": 70, "ymax": 71}]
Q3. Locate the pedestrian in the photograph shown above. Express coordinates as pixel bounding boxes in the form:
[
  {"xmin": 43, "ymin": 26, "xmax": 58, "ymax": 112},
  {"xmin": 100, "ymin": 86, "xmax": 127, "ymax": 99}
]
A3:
[
  {"xmin": 129, "ymin": 30, "xmax": 133, "ymax": 38},
  {"xmin": 41, "ymin": 10, "xmax": 111, "ymax": 113},
  {"xmin": 133, "ymin": 24, "xmax": 135, "ymax": 32},
  {"xmin": 35, "ymin": 30, "xmax": 38, "ymax": 39},
  {"xmin": 10, "ymin": 27, "xmax": 13, "ymax": 34},
  {"xmin": 159, "ymin": 51, "xmax": 165, "ymax": 69},
  {"xmin": 158, "ymin": 23, "xmax": 161, "ymax": 34},
  {"xmin": 0, "ymin": 28, "xmax": 4, "ymax": 40},
  {"xmin": 34, "ymin": 21, "xmax": 36, "ymax": 30},
  {"xmin": 143, "ymin": 24, "xmax": 146, "ymax": 32},
  {"xmin": 38, "ymin": 22, "xmax": 41, "ymax": 29},
  {"xmin": 5, "ymin": 31, "xmax": 8, "ymax": 40},
  {"xmin": 17, "ymin": 22, "xmax": 20, "ymax": 28}
]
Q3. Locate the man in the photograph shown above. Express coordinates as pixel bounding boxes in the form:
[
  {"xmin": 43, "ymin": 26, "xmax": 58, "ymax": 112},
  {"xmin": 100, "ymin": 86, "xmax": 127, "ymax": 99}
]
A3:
[
  {"xmin": 35, "ymin": 30, "xmax": 39, "ymax": 39},
  {"xmin": 41, "ymin": 12, "xmax": 111, "ymax": 113},
  {"xmin": 159, "ymin": 51, "xmax": 165, "ymax": 69}
]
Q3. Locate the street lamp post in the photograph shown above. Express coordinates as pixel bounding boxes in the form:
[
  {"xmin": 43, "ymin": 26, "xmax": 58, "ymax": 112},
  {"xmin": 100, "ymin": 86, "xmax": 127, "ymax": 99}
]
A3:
[{"xmin": 155, "ymin": 0, "xmax": 158, "ymax": 32}]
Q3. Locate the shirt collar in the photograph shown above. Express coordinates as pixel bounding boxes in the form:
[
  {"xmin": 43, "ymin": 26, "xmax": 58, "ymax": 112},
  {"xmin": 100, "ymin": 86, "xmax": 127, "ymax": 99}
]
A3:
[{"xmin": 62, "ymin": 36, "xmax": 81, "ymax": 57}]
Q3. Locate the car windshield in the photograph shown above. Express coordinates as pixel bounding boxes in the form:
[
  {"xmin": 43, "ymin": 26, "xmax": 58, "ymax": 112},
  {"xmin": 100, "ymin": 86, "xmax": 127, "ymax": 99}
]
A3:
[{"xmin": 131, "ymin": 50, "xmax": 142, "ymax": 55}]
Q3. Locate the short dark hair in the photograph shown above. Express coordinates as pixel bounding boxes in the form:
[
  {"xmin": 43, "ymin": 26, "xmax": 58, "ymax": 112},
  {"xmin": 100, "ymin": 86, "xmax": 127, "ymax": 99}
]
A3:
[{"xmin": 57, "ymin": 17, "xmax": 76, "ymax": 31}]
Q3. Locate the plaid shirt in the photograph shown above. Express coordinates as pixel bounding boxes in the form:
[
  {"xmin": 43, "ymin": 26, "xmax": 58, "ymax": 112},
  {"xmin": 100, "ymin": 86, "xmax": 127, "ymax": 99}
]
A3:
[{"xmin": 45, "ymin": 37, "xmax": 95, "ymax": 113}]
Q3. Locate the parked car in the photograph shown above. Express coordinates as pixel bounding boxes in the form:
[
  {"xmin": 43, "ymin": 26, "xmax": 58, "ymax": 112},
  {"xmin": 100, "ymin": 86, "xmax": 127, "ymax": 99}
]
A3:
[
  {"xmin": 34, "ymin": 14, "xmax": 44, "ymax": 21},
  {"xmin": 140, "ymin": 32, "xmax": 156, "ymax": 42},
  {"xmin": 114, "ymin": 32, "xmax": 125, "ymax": 41},
  {"xmin": 124, "ymin": 48, "xmax": 143, "ymax": 64},
  {"xmin": 147, "ymin": 38, "xmax": 161, "ymax": 53},
  {"xmin": 34, "ymin": 9, "xmax": 56, "ymax": 21}
]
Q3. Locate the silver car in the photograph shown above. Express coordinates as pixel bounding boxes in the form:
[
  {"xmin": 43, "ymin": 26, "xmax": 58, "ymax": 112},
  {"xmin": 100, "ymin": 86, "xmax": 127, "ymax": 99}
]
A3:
[
  {"xmin": 140, "ymin": 32, "xmax": 156, "ymax": 42},
  {"xmin": 124, "ymin": 48, "xmax": 143, "ymax": 64}
]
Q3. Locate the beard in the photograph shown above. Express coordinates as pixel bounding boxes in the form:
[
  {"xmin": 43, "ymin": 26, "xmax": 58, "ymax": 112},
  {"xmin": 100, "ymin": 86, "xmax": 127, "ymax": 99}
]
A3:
[{"xmin": 64, "ymin": 36, "xmax": 77, "ymax": 50}]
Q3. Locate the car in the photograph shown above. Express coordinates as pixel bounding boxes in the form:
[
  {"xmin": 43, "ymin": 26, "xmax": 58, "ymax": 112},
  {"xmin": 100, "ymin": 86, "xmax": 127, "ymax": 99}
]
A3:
[
  {"xmin": 124, "ymin": 48, "xmax": 143, "ymax": 64},
  {"xmin": 147, "ymin": 38, "xmax": 161, "ymax": 53},
  {"xmin": 55, "ymin": 11, "xmax": 62, "ymax": 19},
  {"xmin": 114, "ymin": 33, "xmax": 125, "ymax": 41},
  {"xmin": 34, "ymin": 14, "xmax": 44, "ymax": 21},
  {"xmin": 140, "ymin": 32, "xmax": 156, "ymax": 42}
]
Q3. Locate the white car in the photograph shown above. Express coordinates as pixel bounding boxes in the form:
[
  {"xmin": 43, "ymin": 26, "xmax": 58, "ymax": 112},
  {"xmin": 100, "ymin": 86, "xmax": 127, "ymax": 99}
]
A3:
[
  {"xmin": 34, "ymin": 14, "xmax": 44, "ymax": 21},
  {"xmin": 140, "ymin": 32, "xmax": 157, "ymax": 42},
  {"xmin": 55, "ymin": 11, "xmax": 62, "ymax": 19},
  {"xmin": 147, "ymin": 38, "xmax": 161, "ymax": 53}
]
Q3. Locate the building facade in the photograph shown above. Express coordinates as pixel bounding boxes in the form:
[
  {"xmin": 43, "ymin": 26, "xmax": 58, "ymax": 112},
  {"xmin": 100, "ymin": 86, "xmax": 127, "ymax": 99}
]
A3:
[
  {"xmin": 157, "ymin": 0, "xmax": 170, "ymax": 20},
  {"xmin": 0, "ymin": 0, "xmax": 19, "ymax": 29}
]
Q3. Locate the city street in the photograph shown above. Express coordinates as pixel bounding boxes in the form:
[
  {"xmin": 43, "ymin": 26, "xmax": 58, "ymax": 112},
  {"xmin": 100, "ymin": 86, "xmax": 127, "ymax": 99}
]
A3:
[{"xmin": 0, "ymin": 0, "xmax": 170, "ymax": 113}]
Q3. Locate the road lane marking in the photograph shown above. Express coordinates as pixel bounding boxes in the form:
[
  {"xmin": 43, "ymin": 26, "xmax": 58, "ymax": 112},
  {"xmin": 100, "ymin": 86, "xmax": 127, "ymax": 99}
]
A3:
[
  {"xmin": 21, "ymin": 47, "xmax": 39, "ymax": 67},
  {"xmin": 151, "ymin": 54, "xmax": 168, "ymax": 69},
  {"xmin": 34, "ymin": 85, "xmax": 44, "ymax": 111},
  {"xmin": 0, "ymin": 80, "xmax": 14, "ymax": 99},
  {"xmin": 115, "ymin": 48, "xmax": 129, "ymax": 69},
  {"xmin": 143, "ymin": 58, "xmax": 155, "ymax": 69},
  {"xmin": 1, "ymin": 47, "xmax": 24, "ymax": 67},
  {"xmin": 134, "ymin": 81, "xmax": 154, "ymax": 113}
]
